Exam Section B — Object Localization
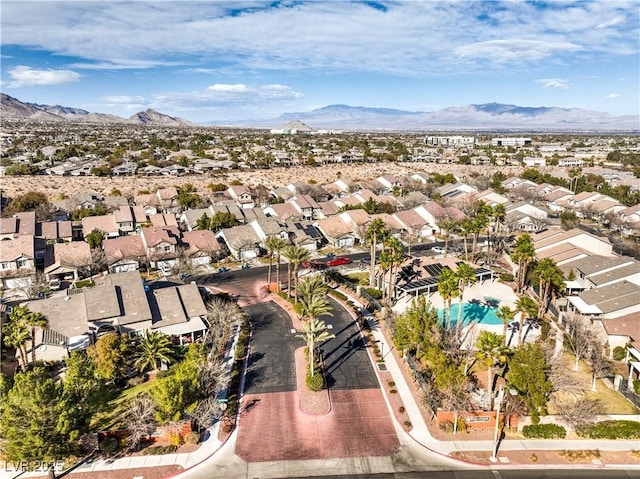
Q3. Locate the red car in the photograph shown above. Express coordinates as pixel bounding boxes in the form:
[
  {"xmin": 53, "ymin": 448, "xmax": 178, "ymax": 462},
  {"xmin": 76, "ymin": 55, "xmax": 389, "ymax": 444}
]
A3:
[{"xmin": 327, "ymin": 257, "xmax": 351, "ymax": 267}]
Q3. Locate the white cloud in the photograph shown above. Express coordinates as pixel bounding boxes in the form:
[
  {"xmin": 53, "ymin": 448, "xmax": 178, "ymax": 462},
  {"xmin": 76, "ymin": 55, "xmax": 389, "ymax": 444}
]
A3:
[
  {"xmin": 535, "ymin": 78, "xmax": 570, "ymax": 89},
  {"xmin": 1, "ymin": 2, "xmax": 638, "ymax": 76},
  {"xmin": 606, "ymin": 93, "xmax": 620, "ymax": 98},
  {"xmin": 7, "ymin": 65, "xmax": 80, "ymax": 87},
  {"xmin": 207, "ymin": 84, "xmax": 249, "ymax": 93}
]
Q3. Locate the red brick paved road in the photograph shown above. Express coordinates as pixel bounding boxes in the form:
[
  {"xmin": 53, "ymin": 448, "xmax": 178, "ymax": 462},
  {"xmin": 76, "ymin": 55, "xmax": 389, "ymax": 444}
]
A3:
[{"xmin": 235, "ymin": 388, "xmax": 399, "ymax": 462}]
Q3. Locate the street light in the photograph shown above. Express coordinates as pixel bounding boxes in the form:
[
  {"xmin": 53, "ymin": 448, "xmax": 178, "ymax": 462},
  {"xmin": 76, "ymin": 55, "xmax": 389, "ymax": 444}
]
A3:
[{"xmin": 490, "ymin": 386, "xmax": 517, "ymax": 462}]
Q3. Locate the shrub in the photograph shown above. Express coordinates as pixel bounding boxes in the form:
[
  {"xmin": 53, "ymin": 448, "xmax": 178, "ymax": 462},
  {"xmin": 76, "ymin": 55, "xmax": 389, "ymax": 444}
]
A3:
[
  {"xmin": 184, "ymin": 431, "xmax": 200, "ymax": 445},
  {"xmin": 363, "ymin": 288, "xmax": 383, "ymax": 299},
  {"xmin": 399, "ymin": 406, "xmax": 405, "ymax": 413},
  {"xmin": 557, "ymin": 450, "xmax": 600, "ymax": 462},
  {"xmin": 522, "ymin": 424, "xmax": 566, "ymax": 439},
  {"xmin": 577, "ymin": 420, "xmax": 640, "ymax": 440},
  {"xmin": 499, "ymin": 273, "xmax": 514, "ymax": 282},
  {"xmin": 293, "ymin": 302, "xmax": 304, "ymax": 316},
  {"xmin": 388, "ymin": 381, "xmax": 396, "ymax": 387},
  {"xmin": 389, "ymin": 389, "xmax": 397, "ymax": 394},
  {"xmin": 328, "ymin": 289, "xmax": 347, "ymax": 301},
  {"xmin": 529, "ymin": 453, "xmax": 538, "ymax": 463},
  {"xmin": 306, "ymin": 372, "xmax": 324, "ymax": 392},
  {"xmin": 612, "ymin": 346, "xmax": 627, "ymax": 361},
  {"xmin": 634, "ymin": 379, "xmax": 640, "ymax": 395},
  {"xmin": 144, "ymin": 445, "xmax": 178, "ymax": 455},
  {"xmin": 404, "ymin": 421, "xmax": 412, "ymax": 428}
]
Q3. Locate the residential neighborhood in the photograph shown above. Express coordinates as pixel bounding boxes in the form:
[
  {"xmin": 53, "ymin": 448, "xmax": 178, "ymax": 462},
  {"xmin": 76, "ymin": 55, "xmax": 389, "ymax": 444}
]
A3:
[{"xmin": 1, "ymin": 122, "xmax": 640, "ymax": 477}]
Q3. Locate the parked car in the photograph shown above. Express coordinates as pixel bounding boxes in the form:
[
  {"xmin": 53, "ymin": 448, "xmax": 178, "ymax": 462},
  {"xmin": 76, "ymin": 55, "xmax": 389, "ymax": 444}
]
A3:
[
  {"xmin": 325, "ymin": 252, "xmax": 336, "ymax": 259},
  {"xmin": 327, "ymin": 257, "xmax": 351, "ymax": 267},
  {"xmin": 360, "ymin": 258, "xmax": 371, "ymax": 265},
  {"xmin": 217, "ymin": 267, "xmax": 230, "ymax": 273},
  {"xmin": 49, "ymin": 278, "xmax": 62, "ymax": 291},
  {"xmin": 302, "ymin": 261, "xmax": 327, "ymax": 270},
  {"xmin": 430, "ymin": 246, "xmax": 445, "ymax": 254},
  {"xmin": 241, "ymin": 263, "xmax": 250, "ymax": 270}
]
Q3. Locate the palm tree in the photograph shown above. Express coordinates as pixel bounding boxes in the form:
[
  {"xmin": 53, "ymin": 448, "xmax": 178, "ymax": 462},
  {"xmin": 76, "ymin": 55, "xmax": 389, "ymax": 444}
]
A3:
[
  {"xmin": 436, "ymin": 217, "xmax": 457, "ymax": 257},
  {"xmin": 514, "ymin": 295, "xmax": 537, "ymax": 344},
  {"xmin": 533, "ymin": 258, "xmax": 564, "ymax": 317},
  {"xmin": 272, "ymin": 237, "xmax": 289, "ymax": 291},
  {"xmin": 496, "ymin": 305, "xmax": 515, "ymax": 346},
  {"xmin": 134, "ymin": 330, "xmax": 176, "ymax": 373},
  {"xmin": 297, "ymin": 317, "xmax": 335, "ymax": 377},
  {"xmin": 365, "ymin": 218, "xmax": 388, "ymax": 287},
  {"xmin": 299, "ymin": 291, "xmax": 333, "ymax": 323},
  {"xmin": 510, "ymin": 234, "xmax": 536, "ymax": 293},
  {"xmin": 386, "ymin": 237, "xmax": 405, "ymax": 302},
  {"xmin": 2, "ymin": 320, "xmax": 30, "ymax": 371},
  {"xmin": 284, "ymin": 245, "xmax": 311, "ymax": 301},
  {"xmin": 469, "ymin": 215, "xmax": 485, "ymax": 260},
  {"xmin": 264, "ymin": 236, "xmax": 288, "ymax": 287},
  {"xmin": 475, "ymin": 331, "xmax": 510, "ymax": 410},
  {"xmin": 438, "ymin": 268, "xmax": 459, "ymax": 330},
  {"xmin": 491, "ymin": 204, "xmax": 506, "ymax": 252},
  {"xmin": 459, "ymin": 220, "xmax": 473, "ymax": 258},
  {"xmin": 454, "ymin": 262, "xmax": 476, "ymax": 326},
  {"xmin": 24, "ymin": 311, "xmax": 48, "ymax": 363}
]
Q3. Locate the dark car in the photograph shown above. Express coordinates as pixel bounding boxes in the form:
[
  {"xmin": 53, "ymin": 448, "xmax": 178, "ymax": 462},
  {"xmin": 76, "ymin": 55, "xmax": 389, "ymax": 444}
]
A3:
[
  {"xmin": 302, "ymin": 261, "xmax": 327, "ymax": 270},
  {"xmin": 327, "ymin": 257, "xmax": 351, "ymax": 267}
]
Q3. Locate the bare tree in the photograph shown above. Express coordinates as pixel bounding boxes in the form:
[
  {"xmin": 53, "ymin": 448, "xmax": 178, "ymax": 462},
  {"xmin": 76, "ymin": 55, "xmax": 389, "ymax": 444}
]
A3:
[
  {"xmin": 205, "ymin": 298, "xmax": 244, "ymax": 356},
  {"xmin": 170, "ymin": 247, "xmax": 199, "ymax": 278},
  {"xmin": 563, "ymin": 312, "xmax": 599, "ymax": 371},
  {"xmin": 440, "ymin": 381, "xmax": 473, "ymax": 434},
  {"xmin": 15, "ymin": 273, "xmax": 49, "ymax": 299},
  {"xmin": 554, "ymin": 397, "xmax": 601, "ymax": 429},
  {"xmin": 188, "ymin": 396, "xmax": 225, "ymax": 432},
  {"xmin": 590, "ymin": 345, "xmax": 615, "ymax": 391},
  {"xmin": 122, "ymin": 394, "xmax": 157, "ymax": 451}
]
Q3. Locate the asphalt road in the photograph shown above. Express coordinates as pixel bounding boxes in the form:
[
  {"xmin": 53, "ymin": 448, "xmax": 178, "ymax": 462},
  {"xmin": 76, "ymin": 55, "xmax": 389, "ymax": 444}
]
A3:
[
  {"xmin": 298, "ymin": 471, "xmax": 639, "ymax": 479},
  {"xmin": 319, "ymin": 296, "xmax": 380, "ymax": 390},
  {"xmin": 243, "ymin": 301, "xmax": 302, "ymax": 394}
]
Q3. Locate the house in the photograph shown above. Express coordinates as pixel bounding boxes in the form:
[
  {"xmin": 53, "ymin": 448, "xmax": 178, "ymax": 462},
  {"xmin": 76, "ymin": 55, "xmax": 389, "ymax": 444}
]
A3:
[
  {"xmin": 156, "ymin": 187, "xmax": 180, "ymax": 213},
  {"xmin": 338, "ymin": 210, "xmax": 372, "ymax": 241},
  {"xmin": 467, "ymin": 190, "xmax": 510, "ymax": 207},
  {"xmin": 436, "ymin": 182, "xmax": 478, "ymax": 200},
  {"xmin": 376, "ymin": 175, "xmax": 401, "ymax": 192},
  {"xmin": 227, "ymin": 185, "xmax": 255, "ymax": 210},
  {"xmin": 81, "ymin": 214, "xmax": 120, "ymax": 240},
  {"xmin": 501, "ymin": 177, "xmax": 538, "ymax": 190},
  {"xmin": 566, "ymin": 281, "xmax": 640, "ymax": 320},
  {"xmin": 316, "ymin": 201, "xmax": 341, "ymax": 219},
  {"xmin": 0, "ymin": 211, "xmax": 37, "ymax": 239},
  {"xmin": 535, "ymin": 243, "xmax": 590, "ymax": 267},
  {"xmin": 392, "ymin": 209, "xmax": 433, "ymax": 240},
  {"xmin": 140, "ymin": 226, "xmax": 181, "ymax": 269},
  {"xmin": 0, "ymin": 235, "xmax": 44, "ymax": 289},
  {"xmin": 25, "ymin": 271, "xmax": 211, "ymax": 362},
  {"xmin": 414, "ymin": 202, "xmax": 467, "ymax": 233},
  {"xmin": 532, "ymin": 227, "xmax": 614, "ymax": 257},
  {"xmin": 505, "ymin": 202, "xmax": 548, "ymax": 233},
  {"xmin": 150, "ymin": 213, "xmax": 179, "ymax": 228},
  {"xmin": 114, "ymin": 205, "xmax": 135, "ymax": 235},
  {"xmin": 263, "ymin": 202, "xmax": 302, "ymax": 221},
  {"xmin": 103, "ymin": 235, "xmax": 146, "ymax": 273},
  {"xmin": 133, "ymin": 193, "xmax": 160, "ymax": 216},
  {"xmin": 316, "ymin": 217, "xmax": 356, "ymax": 250},
  {"xmin": 216, "ymin": 224, "xmax": 261, "ymax": 260},
  {"xmin": 619, "ymin": 203, "xmax": 640, "ymax": 236},
  {"xmin": 44, "ymin": 241, "xmax": 92, "ymax": 282},
  {"xmin": 40, "ymin": 221, "xmax": 73, "ymax": 243},
  {"xmin": 559, "ymin": 255, "xmax": 640, "ymax": 291},
  {"xmin": 543, "ymin": 187, "xmax": 574, "ymax": 212},
  {"xmin": 288, "ymin": 221, "xmax": 323, "ymax": 252},
  {"xmin": 289, "ymin": 194, "xmax": 321, "ymax": 221},
  {"xmin": 181, "ymin": 229, "xmax": 222, "ymax": 267}
]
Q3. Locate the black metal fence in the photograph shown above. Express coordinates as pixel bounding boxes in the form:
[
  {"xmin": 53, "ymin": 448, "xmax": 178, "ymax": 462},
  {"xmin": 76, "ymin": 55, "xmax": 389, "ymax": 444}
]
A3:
[{"xmin": 618, "ymin": 381, "xmax": 640, "ymax": 409}]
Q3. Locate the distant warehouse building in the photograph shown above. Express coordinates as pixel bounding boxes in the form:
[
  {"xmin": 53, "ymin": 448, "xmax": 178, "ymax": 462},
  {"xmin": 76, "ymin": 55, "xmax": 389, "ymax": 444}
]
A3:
[
  {"xmin": 492, "ymin": 137, "xmax": 532, "ymax": 147},
  {"xmin": 425, "ymin": 136, "xmax": 475, "ymax": 146}
]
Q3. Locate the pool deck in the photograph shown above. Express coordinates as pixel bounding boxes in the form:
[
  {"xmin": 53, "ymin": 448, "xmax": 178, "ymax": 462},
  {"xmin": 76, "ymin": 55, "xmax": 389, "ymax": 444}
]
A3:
[{"xmin": 393, "ymin": 272, "xmax": 539, "ymax": 346}]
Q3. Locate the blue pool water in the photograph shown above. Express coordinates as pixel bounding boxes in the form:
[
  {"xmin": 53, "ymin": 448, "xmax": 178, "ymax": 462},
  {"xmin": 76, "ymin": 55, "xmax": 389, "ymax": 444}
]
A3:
[{"xmin": 437, "ymin": 302, "xmax": 502, "ymax": 327}]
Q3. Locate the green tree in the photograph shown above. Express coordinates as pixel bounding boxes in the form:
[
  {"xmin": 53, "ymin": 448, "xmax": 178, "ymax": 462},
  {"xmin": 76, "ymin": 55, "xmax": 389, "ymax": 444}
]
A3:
[
  {"xmin": 510, "ymin": 234, "xmax": 536, "ymax": 293},
  {"xmin": 0, "ymin": 367, "xmax": 81, "ymax": 462},
  {"xmin": 151, "ymin": 344, "xmax": 203, "ymax": 423},
  {"xmin": 438, "ymin": 268, "xmax": 459, "ymax": 330},
  {"xmin": 392, "ymin": 295, "xmax": 439, "ymax": 357},
  {"xmin": 264, "ymin": 236, "xmax": 288, "ymax": 286},
  {"xmin": 2, "ymin": 320, "xmax": 30, "ymax": 371},
  {"xmin": 86, "ymin": 333, "xmax": 132, "ymax": 383},
  {"xmin": 436, "ymin": 217, "xmax": 458, "ymax": 257},
  {"xmin": 297, "ymin": 276, "xmax": 332, "ymax": 322},
  {"xmin": 506, "ymin": 342, "xmax": 552, "ymax": 422},
  {"xmin": 475, "ymin": 331, "xmax": 510, "ymax": 409},
  {"xmin": 22, "ymin": 310, "xmax": 48, "ymax": 364},
  {"xmin": 176, "ymin": 183, "xmax": 201, "ymax": 209},
  {"xmin": 297, "ymin": 317, "xmax": 335, "ymax": 378},
  {"xmin": 134, "ymin": 331, "xmax": 176, "ymax": 373},
  {"xmin": 496, "ymin": 305, "xmax": 515, "ymax": 346},
  {"xmin": 532, "ymin": 258, "xmax": 564, "ymax": 317},
  {"xmin": 454, "ymin": 262, "xmax": 476, "ymax": 326},
  {"xmin": 3, "ymin": 191, "xmax": 49, "ymax": 215},
  {"xmin": 514, "ymin": 295, "xmax": 537, "ymax": 344},
  {"xmin": 86, "ymin": 228, "xmax": 105, "ymax": 250},
  {"xmin": 365, "ymin": 218, "xmax": 389, "ymax": 287}
]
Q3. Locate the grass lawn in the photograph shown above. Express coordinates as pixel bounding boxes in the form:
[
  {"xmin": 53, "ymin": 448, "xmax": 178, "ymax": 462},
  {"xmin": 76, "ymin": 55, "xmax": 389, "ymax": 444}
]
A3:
[
  {"xmin": 548, "ymin": 353, "xmax": 639, "ymax": 415},
  {"xmin": 345, "ymin": 272, "xmax": 368, "ymax": 285},
  {"xmin": 90, "ymin": 378, "xmax": 156, "ymax": 431}
]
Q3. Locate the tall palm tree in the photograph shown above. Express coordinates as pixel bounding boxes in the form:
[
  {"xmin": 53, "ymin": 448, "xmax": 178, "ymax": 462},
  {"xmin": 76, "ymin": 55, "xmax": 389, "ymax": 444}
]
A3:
[
  {"xmin": 469, "ymin": 215, "xmax": 485, "ymax": 260},
  {"xmin": 24, "ymin": 311, "xmax": 48, "ymax": 363},
  {"xmin": 533, "ymin": 258, "xmax": 564, "ymax": 317},
  {"xmin": 436, "ymin": 217, "xmax": 457, "ymax": 257},
  {"xmin": 299, "ymin": 291, "xmax": 333, "ymax": 323},
  {"xmin": 459, "ymin": 220, "xmax": 473, "ymax": 258},
  {"xmin": 514, "ymin": 295, "xmax": 537, "ymax": 344},
  {"xmin": 496, "ymin": 305, "xmax": 515, "ymax": 346},
  {"xmin": 365, "ymin": 218, "xmax": 388, "ymax": 287},
  {"xmin": 297, "ymin": 317, "xmax": 335, "ymax": 377},
  {"xmin": 2, "ymin": 320, "xmax": 31, "ymax": 371},
  {"xmin": 284, "ymin": 245, "xmax": 311, "ymax": 301},
  {"xmin": 491, "ymin": 204, "xmax": 506, "ymax": 252},
  {"xmin": 454, "ymin": 262, "xmax": 477, "ymax": 326},
  {"xmin": 438, "ymin": 268, "xmax": 459, "ymax": 330},
  {"xmin": 134, "ymin": 330, "xmax": 176, "ymax": 373},
  {"xmin": 386, "ymin": 237, "xmax": 405, "ymax": 302},
  {"xmin": 475, "ymin": 331, "xmax": 510, "ymax": 410},
  {"xmin": 296, "ymin": 275, "xmax": 328, "ymax": 308},
  {"xmin": 510, "ymin": 234, "xmax": 536, "ymax": 293},
  {"xmin": 264, "ymin": 236, "xmax": 288, "ymax": 287}
]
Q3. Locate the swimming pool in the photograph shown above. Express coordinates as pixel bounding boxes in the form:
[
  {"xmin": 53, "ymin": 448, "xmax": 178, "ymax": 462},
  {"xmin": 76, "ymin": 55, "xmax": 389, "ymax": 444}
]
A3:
[{"xmin": 437, "ymin": 302, "xmax": 503, "ymax": 327}]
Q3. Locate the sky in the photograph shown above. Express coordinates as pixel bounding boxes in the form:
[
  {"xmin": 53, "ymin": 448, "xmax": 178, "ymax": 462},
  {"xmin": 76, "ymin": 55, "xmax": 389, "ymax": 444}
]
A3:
[{"xmin": 1, "ymin": 1, "xmax": 639, "ymax": 123}]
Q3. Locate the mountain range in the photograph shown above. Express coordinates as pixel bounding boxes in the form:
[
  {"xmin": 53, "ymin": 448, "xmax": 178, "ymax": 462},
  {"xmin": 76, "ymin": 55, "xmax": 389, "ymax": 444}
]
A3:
[{"xmin": 2, "ymin": 93, "xmax": 637, "ymax": 131}]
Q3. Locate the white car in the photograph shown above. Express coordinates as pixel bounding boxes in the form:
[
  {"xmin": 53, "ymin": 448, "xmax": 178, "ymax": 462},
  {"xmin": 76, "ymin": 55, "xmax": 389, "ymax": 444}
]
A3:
[
  {"xmin": 431, "ymin": 246, "xmax": 445, "ymax": 254},
  {"xmin": 49, "ymin": 278, "xmax": 62, "ymax": 290}
]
